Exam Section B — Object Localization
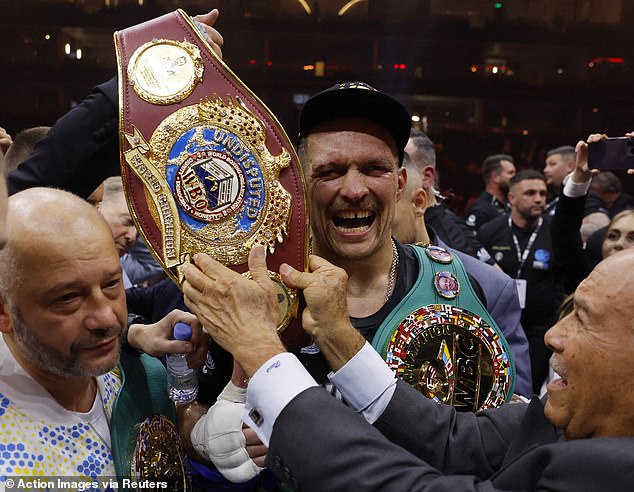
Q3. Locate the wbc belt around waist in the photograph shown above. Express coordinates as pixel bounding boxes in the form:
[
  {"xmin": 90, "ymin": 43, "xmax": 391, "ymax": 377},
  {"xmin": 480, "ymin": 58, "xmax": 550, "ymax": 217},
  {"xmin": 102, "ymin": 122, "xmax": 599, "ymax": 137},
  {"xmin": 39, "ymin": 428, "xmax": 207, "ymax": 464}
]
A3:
[{"xmin": 372, "ymin": 244, "xmax": 516, "ymax": 412}]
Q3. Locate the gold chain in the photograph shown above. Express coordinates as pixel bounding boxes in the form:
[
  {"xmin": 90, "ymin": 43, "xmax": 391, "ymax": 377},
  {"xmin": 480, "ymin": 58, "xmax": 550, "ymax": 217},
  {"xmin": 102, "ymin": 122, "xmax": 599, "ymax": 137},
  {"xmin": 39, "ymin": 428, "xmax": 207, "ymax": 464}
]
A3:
[{"xmin": 385, "ymin": 238, "xmax": 399, "ymax": 302}]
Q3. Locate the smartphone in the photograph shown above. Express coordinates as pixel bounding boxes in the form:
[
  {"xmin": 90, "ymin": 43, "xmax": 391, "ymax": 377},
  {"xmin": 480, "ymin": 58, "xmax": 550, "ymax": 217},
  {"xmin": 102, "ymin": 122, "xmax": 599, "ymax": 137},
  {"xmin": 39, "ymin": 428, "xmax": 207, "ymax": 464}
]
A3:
[{"xmin": 588, "ymin": 137, "xmax": 634, "ymax": 170}]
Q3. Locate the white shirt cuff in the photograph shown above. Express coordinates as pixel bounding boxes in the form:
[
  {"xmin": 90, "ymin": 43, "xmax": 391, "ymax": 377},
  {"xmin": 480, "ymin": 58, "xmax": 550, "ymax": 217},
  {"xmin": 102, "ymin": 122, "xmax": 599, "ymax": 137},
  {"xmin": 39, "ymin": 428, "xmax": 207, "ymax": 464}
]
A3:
[
  {"xmin": 328, "ymin": 342, "xmax": 397, "ymax": 424},
  {"xmin": 243, "ymin": 352, "xmax": 318, "ymax": 447},
  {"xmin": 563, "ymin": 172, "xmax": 591, "ymax": 197}
]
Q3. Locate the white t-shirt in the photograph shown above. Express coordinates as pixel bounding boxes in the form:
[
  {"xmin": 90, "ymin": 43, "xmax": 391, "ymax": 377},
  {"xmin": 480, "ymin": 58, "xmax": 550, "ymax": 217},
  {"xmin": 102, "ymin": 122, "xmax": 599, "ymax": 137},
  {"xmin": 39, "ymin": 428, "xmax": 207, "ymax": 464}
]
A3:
[{"xmin": 0, "ymin": 336, "xmax": 121, "ymax": 480}]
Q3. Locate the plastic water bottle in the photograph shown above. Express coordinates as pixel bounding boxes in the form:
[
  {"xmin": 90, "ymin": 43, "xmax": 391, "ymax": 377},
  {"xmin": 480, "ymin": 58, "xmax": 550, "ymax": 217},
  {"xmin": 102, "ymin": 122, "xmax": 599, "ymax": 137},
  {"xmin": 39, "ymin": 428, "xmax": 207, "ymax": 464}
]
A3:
[{"xmin": 166, "ymin": 322, "xmax": 199, "ymax": 404}]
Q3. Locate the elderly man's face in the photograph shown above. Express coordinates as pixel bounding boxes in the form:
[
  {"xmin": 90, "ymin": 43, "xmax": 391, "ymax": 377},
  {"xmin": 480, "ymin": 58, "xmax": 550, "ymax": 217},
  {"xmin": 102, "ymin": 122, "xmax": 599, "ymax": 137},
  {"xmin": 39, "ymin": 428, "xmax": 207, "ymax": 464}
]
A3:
[
  {"xmin": 7, "ymin": 226, "xmax": 127, "ymax": 378},
  {"xmin": 544, "ymin": 250, "xmax": 634, "ymax": 439},
  {"xmin": 303, "ymin": 118, "xmax": 405, "ymax": 262},
  {"xmin": 98, "ymin": 191, "xmax": 137, "ymax": 257}
]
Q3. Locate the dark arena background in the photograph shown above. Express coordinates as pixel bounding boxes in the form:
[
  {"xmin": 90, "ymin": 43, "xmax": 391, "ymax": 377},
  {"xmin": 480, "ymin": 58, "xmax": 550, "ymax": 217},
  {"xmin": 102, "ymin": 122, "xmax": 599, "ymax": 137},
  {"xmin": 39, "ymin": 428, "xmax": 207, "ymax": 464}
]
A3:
[{"xmin": 2, "ymin": 0, "xmax": 633, "ymax": 213}]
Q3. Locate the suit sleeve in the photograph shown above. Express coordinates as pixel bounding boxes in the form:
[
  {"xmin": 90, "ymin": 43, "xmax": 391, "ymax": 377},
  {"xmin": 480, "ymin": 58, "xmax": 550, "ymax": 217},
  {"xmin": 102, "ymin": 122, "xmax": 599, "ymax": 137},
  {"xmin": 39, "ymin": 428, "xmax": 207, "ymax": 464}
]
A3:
[
  {"xmin": 267, "ymin": 382, "xmax": 527, "ymax": 492},
  {"xmin": 550, "ymin": 193, "xmax": 591, "ymax": 294},
  {"xmin": 8, "ymin": 77, "xmax": 120, "ymax": 198}
]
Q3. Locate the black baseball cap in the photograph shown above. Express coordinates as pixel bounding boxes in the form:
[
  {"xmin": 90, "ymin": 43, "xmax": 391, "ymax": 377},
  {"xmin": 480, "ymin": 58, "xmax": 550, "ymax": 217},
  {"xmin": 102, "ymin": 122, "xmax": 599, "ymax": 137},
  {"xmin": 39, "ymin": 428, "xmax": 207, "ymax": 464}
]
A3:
[{"xmin": 298, "ymin": 82, "xmax": 411, "ymax": 164}]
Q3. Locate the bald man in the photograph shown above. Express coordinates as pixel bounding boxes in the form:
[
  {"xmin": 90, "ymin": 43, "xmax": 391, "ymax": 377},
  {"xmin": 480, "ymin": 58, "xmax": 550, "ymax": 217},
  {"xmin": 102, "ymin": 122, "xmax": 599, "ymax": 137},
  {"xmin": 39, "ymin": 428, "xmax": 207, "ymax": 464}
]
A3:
[{"xmin": 0, "ymin": 188, "xmax": 198, "ymax": 484}]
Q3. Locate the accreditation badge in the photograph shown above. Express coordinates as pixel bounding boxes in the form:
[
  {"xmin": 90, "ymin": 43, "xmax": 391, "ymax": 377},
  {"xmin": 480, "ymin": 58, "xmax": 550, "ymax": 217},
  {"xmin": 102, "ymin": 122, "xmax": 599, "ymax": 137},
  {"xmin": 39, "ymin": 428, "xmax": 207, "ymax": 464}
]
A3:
[{"xmin": 115, "ymin": 10, "xmax": 309, "ymax": 350}]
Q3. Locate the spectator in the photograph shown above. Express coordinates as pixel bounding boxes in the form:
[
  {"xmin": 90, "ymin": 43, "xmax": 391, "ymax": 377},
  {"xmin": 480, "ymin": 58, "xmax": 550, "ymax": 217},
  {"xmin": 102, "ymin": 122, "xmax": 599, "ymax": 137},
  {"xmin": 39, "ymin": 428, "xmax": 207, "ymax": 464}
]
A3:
[
  {"xmin": 465, "ymin": 154, "xmax": 515, "ymax": 231},
  {"xmin": 543, "ymin": 145, "xmax": 609, "ymax": 241},
  {"xmin": 96, "ymin": 177, "xmax": 137, "ymax": 288},
  {"xmin": 478, "ymin": 170, "xmax": 565, "ymax": 391},
  {"xmin": 589, "ymin": 171, "xmax": 634, "ymax": 218},
  {"xmin": 551, "ymin": 134, "xmax": 634, "ymax": 294},
  {"xmin": 406, "ymin": 129, "xmax": 494, "ymax": 264}
]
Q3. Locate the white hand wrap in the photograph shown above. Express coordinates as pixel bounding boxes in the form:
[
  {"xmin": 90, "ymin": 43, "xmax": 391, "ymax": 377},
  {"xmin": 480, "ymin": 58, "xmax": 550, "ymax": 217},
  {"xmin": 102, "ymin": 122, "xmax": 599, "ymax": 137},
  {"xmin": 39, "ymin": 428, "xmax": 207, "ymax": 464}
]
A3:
[{"xmin": 190, "ymin": 381, "xmax": 263, "ymax": 483}]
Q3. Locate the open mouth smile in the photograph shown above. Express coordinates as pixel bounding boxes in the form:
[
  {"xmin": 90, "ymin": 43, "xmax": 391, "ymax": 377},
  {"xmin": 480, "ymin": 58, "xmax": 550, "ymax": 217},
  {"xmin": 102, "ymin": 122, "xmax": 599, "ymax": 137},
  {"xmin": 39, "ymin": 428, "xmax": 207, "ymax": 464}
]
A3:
[{"xmin": 332, "ymin": 210, "xmax": 376, "ymax": 233}]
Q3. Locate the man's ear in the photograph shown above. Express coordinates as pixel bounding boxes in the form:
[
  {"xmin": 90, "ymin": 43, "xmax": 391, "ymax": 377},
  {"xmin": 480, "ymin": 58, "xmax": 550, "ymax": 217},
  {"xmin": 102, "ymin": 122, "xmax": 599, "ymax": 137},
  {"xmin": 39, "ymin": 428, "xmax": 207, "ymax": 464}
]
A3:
[
  {"xmin": 507, "ymin": 190, "xmax": 515, "ymax": 207},
  {"xmin": 421, "ymin": 165, "xmax": 436, "ymax": 190},
  {"xmin": 413, "ymin": 187, "xmax": 428, "ymax": 217},
  {"xmin": 0, "ymin": 300, "xmax": 14, "ymax": 334},
  {"xmin": 396, "ymin": 166, "xmax": 407, "ymax": 200}
]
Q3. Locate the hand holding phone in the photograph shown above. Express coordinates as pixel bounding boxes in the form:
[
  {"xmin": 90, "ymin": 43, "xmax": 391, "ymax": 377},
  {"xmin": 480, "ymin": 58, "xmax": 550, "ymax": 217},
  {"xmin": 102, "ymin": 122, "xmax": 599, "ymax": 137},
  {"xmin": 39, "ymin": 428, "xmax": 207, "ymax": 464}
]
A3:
[{"xmin": 588, "ymin": 137, "xmax": 634, "ymax": 170}]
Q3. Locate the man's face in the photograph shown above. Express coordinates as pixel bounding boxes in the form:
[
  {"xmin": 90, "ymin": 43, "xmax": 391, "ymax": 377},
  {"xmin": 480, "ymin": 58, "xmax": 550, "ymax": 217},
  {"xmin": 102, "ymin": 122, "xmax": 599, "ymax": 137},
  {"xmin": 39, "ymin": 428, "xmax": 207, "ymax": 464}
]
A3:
[
  {"xmin": 543, "ymin": 153, "xmax": 573, "ymax": 189},
  {"xmin": 495, "ymin": 160, "xmax": 516, "ymax": 195},
  {"xmin": 5, "ymin": 233, "xmax": 126, "ymax": 378},
  {"xmin": 303, "ymin": 118, "xmax": 405, "ymax": 261},
  {"xmin": 508, "ymin": 179, "xmax": 547, "ymax": 223},
  {"xmin": 544, "ymin": 251, "xmax": 634, "ymax": 439},
  {"xmin": 602, "ymin": 213, "xmax": 634, "ymax": 258},
  {"xmin": 98, "ymin": 192, "xmax": 137, "ymax": 256}
]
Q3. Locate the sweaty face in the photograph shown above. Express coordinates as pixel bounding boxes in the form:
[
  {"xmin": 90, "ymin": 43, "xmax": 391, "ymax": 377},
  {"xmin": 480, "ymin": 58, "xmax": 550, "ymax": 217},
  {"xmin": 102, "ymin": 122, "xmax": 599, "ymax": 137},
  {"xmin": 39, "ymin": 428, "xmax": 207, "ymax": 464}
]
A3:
[
  {"xmin": 601, "ymin": 214, "xmax": 634, "ymax": 259},
  {"xmin": 509, "ymin": 179, "xmax": 547, "ymax": 223},
  {"xmin": 496, "ymin": 160, "xmax": 516, "ymax": 195},
  {"xmin": 544, "ymin": 251, "xmax": 634, "ymax": 439},
  {"xmin": 7, "ymin": 233, "xmax": 126, "ymax": 379},
  {"xmin": 543, "ymin": 154, "xmax": 573, "ymax": 189},
  {"xmin": 98, "ymin": 192, "xmax": 137, "ymax": 256},
  {"xmin": 304, "ymin": 118, "xmax": 405, "ymax": 262}
]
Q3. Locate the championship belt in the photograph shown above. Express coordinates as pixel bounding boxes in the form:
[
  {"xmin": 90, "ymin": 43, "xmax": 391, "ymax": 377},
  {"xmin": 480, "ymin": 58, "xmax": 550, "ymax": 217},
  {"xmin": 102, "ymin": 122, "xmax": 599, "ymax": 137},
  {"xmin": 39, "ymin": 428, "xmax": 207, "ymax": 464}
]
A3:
[
  {"xmin": 372, "ymin": 245, "xmax": 515, "ymax": 412},
  {"xmin": 114, "ymin": 10, "xmax": 309, "ymax": 350},
  {"xmin": 111, "ymin": 351, "xmax": 191, "ymax": 490}
]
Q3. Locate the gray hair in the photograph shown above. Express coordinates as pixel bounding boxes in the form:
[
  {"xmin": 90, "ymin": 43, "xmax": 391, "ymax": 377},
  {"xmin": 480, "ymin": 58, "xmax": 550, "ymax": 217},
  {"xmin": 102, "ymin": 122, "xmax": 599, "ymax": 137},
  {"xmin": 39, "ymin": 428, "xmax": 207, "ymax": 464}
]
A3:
[{"xmin": 407, "ymin": 128, "xmax": 436, "ymax": 170}]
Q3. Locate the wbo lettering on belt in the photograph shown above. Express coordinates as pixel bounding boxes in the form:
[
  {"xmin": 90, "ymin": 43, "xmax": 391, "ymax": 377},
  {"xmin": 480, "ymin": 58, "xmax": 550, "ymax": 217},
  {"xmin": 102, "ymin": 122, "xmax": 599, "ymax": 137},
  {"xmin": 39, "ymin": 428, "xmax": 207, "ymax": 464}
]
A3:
[{"xmin": 114, "ymin": 10, "xmax": 309, "ymax": 351}]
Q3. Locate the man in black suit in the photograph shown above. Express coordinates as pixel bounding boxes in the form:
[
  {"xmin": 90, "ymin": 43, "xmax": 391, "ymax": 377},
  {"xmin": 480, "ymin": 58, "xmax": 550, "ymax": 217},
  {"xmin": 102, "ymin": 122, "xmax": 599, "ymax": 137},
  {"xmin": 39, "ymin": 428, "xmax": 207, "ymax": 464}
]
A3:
[
  {"xmin": 184, "ymin": 222, "xmax": 634, "ymax": 491},
  {"xmin": 465, "ymin": 153, "xmax": 515, "ymax": 231}
]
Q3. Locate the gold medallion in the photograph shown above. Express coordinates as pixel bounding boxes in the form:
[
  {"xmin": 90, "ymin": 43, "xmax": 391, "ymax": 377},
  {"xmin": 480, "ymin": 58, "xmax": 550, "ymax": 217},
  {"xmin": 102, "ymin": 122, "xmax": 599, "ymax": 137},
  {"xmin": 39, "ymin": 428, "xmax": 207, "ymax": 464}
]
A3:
[{"xmin": 128, "ymin": 39, "xmax": 203, "ymax": 105}]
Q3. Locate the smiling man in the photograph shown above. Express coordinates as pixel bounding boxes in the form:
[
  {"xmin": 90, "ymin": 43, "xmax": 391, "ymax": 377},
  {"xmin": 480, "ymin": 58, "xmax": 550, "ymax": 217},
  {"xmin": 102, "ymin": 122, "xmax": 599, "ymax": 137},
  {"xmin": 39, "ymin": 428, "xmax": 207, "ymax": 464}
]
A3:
[
  {"xmin": 183, "ymin": 82, "xmax": 521, "ymax": 484},
  {"xmin": 543, "ymin": 251, "xmax": 634, "ymax": 440},
  {"xmin": 0, "ymin": 188, "xmax": 197, "ymax": 485},
  {"xmin": 181, "ymin": 240, "xmax": 634, "ymax": 491}
]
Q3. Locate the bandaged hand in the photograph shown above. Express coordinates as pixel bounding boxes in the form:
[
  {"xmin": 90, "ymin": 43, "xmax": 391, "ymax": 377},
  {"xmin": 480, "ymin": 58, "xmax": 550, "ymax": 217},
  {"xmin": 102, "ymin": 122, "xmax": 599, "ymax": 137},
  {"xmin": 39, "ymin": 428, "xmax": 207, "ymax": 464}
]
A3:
[{"xmin": 190, "ymin": 380, "xmax": 264, "ymax": 483}]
